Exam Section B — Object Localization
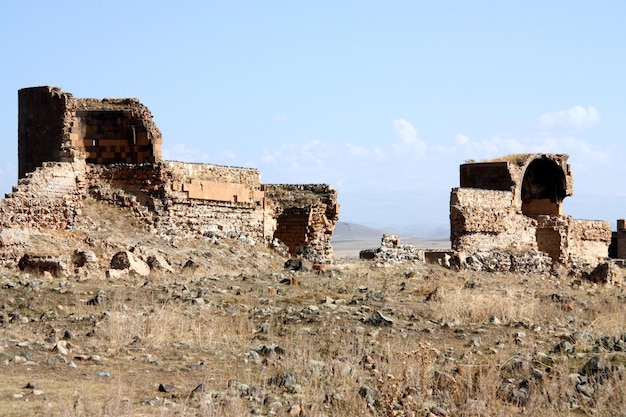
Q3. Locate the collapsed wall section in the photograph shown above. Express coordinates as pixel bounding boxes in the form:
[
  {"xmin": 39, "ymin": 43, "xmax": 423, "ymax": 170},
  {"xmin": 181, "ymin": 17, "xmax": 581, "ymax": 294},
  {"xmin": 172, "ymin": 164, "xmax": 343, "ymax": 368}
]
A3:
[{"xmin": 264, "ymin": 184, "xmax": 339, "ymax": 263}]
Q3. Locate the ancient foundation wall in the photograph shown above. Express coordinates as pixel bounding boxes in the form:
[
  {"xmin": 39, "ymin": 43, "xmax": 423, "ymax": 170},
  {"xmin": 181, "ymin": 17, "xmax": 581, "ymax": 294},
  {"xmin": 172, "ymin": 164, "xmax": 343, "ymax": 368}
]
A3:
[
  {"xmin": 264, "ymin": 184, "xmax": 339, "ymax": 263},
  {"xmin": 450, "ymin": 188, "xmax": 537, "ymax": 251}
]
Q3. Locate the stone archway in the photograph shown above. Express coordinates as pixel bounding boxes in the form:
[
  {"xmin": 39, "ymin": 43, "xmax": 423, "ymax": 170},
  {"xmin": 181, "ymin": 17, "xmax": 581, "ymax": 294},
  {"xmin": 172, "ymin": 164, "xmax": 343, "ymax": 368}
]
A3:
[{"xmin": 521, "ymin": 158, "xmax": 567, "ymax": 217}]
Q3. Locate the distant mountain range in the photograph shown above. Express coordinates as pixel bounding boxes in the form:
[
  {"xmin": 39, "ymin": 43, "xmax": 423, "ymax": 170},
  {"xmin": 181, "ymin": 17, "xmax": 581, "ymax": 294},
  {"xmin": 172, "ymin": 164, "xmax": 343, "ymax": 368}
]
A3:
[
  {"xmin": 331, "ymin": 221, "xmax": 450, "ymax": 258},
  {"xmin": 332, "ymin": 221, "xmax": 448, "ymax": 242}
]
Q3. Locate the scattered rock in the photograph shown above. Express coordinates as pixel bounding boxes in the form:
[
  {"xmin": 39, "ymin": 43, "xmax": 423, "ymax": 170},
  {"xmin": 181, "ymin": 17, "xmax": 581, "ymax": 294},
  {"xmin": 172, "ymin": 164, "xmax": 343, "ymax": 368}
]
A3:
[
  {"xmin": 284, "ymin": 258, "xmax": 310, "ymax": 272},
  {"xmin": 73, "ymin": 250, "xmax": 99, "ymax": 272},
  {"xmin": 147, "ymin": 254, "xmax": 174, "ymax": 273},
  {"xmin": 366, "ymin": 311, "xmax": 393, "ymax": 327},
  {"xmin": 425, "ymin": 286, "xmax": 443, "ymax": 302},
  {"xmin": 110, "ymin": 251, "xmax": 150, "ymax": 277},
  {"xmin": 158, "ymin": 383, "xmax": 176, "ymax": 393}
]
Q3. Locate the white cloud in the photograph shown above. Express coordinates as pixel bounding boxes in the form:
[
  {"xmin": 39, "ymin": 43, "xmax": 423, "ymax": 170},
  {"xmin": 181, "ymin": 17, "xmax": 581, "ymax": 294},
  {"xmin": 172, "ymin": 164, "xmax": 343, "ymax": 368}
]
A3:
[
  {"xmin": 392, "ymin": 119, "xmax": 427, "ymax": 155},
  {"xmin": 261, "ymin": 140, "xmax": 331, "ymax": 168},
  {"xmin": 455, "ymin": 134, "xmax": 470, "ymax": 145},
  {"xmin": 540, "ymin": 106, "xmax": 600, "ymax": 129}
]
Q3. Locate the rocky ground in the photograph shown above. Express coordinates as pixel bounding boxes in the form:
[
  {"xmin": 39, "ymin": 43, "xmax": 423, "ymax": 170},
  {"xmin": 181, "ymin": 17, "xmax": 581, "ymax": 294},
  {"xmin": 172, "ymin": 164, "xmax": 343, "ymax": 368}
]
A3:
[{"xmin": 0, "ymin": 199, "xmax": 625, "ymax": 417}]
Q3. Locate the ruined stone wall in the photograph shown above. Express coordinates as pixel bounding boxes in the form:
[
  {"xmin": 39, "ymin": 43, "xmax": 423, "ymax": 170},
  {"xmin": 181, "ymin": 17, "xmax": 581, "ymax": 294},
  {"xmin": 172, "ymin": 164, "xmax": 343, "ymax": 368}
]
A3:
[
  {"xmin": 11, "ymin": 86, "xmax": 339, "ymax": 260},
  {"xmin": 0, "ymin": 161, "xmax": 85, "ymax": 229},
  {"xmin": 450, "ymin": 188, "xmax": 538, "ymax": 251},
  {"xmin": 569, "ymin": 219, "xmax": 612, "ymax": 263},
  {"xmin": 86, "ymin": 162, "xmax": 272, "ymax": 242},
  {"xmin": 264, "ymin": 184, "xmax": 339, "ymax": 263}
]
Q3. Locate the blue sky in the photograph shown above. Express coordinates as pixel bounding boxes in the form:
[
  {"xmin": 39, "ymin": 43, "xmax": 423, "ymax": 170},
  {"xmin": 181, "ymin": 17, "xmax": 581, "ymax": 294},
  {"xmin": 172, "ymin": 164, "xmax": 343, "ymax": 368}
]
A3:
[{"xmin": 1, "ymin": 1, "xmax": 624, "ymax": 233}]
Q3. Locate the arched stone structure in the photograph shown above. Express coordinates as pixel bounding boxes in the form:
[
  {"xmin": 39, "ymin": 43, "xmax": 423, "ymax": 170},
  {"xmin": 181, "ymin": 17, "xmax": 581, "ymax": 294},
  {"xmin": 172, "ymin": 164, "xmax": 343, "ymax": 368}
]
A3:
[
  {"xmin": 520, "ymin": 157, "xmax": 567, "ymax": 217},
  {"xmin": 450, "ymin": 153, "xmax": 611, "ymax": 266}
]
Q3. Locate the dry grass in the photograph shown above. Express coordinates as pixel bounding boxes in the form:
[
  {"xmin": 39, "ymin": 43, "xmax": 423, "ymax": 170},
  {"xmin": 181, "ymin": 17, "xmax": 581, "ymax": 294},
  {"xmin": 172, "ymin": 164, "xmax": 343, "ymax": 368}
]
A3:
[
  {"xmin": 481, "ymin": 153, "xmax": 530, "ymax": 166},
  {"xmin": 1, "ymin": 202, "xmax": 626, "ymax": 416}
]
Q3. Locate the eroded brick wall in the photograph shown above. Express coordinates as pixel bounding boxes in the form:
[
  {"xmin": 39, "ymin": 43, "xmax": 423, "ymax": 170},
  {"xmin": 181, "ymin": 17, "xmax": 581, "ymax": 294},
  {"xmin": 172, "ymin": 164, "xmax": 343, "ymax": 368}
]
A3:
[{"xmin": 264, "ymin": 184, "xmax": 339, "ymax": 263}]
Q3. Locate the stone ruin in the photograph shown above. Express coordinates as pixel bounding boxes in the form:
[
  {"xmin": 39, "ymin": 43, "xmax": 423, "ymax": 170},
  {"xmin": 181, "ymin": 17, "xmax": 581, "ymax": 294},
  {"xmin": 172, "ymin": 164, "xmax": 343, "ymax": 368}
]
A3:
[
  {"xmin": 451, "ymin": 153, "xmax": 622, "ymax": 278},
  {"xmin": 361, "ymin": 153, "xmax": 623, "ymax": 281},
  {"xmin": 2, "ymin": 86, "xmax": 339, "ymax": 263}
]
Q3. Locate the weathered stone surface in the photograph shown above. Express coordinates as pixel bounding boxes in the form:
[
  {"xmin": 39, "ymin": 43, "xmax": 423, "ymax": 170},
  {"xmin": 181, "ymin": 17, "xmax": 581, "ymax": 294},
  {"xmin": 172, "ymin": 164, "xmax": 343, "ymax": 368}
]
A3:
[
  {"xmin": 147, "ymin": 253, "xmax": 174, "ymax": 273},
  {"xmin": 450, "ymin": 250, "xmax": 552, "ymax": 273},
  {"xmin": 110, "ymin": 251, "xmax": 150, "ymax": 277},
  {"xmin": 72, "ymin": 250, "xmax": 98, "ymax": 272}
]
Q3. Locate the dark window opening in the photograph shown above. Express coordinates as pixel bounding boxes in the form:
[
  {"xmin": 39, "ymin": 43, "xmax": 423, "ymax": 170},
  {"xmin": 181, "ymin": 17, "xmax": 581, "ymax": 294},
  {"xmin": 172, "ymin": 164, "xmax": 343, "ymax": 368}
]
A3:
[{"xmin": 521, "ymin": 158, "xmax": 566, "ymax": 217}]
